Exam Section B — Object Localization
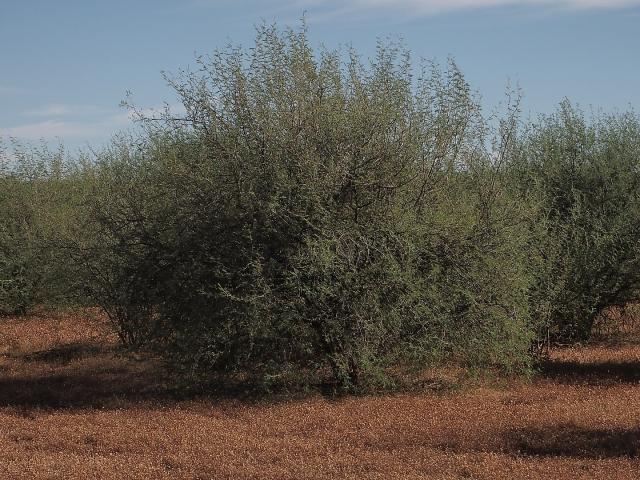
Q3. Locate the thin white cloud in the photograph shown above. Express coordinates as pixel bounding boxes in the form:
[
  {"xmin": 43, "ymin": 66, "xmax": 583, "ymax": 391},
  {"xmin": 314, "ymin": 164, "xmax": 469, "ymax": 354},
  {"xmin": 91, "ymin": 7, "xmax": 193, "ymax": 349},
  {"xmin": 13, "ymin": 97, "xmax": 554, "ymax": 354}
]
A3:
[
  {"xmin": 561, "ymin": 0, "xmax": 640, "ymax": 6},
  {"xmin": 1, "ymin": 104, "xmax": 187, "ymax": 141},
  {"xmin": 0, "ymin": 113, "xmax": 131, "ymax": 140},
  {"xmin": 24, "ymin": 104, "xmax": 106, "ymax": 117},
  {"xmin": 297, "ymin": 0, "xmax": 640, "ymax": 16},
  {"xmin": 0, "ymin": 84, "xmax": 24, "ymax": 95},
  {"xmin": 0, "ymin": 120, "xmax": 108, "ymax": 139}
]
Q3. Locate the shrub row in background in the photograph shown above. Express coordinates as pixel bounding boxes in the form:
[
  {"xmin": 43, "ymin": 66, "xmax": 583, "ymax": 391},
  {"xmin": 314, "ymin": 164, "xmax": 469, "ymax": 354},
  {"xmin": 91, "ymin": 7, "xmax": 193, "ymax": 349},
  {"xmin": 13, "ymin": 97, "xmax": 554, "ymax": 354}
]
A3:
[
  {"xmin": 2, "ymin": 24, "xmax": 639, "ymax": 393},
  {"xmin": 0, "ymin": 142, "xmax": 87, "ymax": 315}
]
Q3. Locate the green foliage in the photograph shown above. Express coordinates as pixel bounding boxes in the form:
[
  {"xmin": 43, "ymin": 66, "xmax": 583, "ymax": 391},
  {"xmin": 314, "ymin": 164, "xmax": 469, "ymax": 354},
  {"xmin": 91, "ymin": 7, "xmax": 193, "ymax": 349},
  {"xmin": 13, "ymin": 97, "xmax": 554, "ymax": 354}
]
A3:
[
  {"xmin": 2, "ymin": 23, "xmax": 639, "ymax": 394},
  {"xmin": 512, "ymin": 101, "xmax": 640, "ymax": 344},
  {"xmin": 0, "ymin": 141, "xmax": 83, "ymax": 315},
  {"xmin": 76, "ymin": 23, "xmax": 534, "ymax": 391}
]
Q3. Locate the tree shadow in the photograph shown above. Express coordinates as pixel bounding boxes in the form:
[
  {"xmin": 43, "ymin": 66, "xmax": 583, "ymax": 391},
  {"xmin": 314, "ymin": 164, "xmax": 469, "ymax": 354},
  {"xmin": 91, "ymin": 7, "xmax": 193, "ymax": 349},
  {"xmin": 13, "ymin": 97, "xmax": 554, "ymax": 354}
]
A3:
[
  {"xmin": 21, "ymin": 342, "xmax": 111, "ymax": 364},
  {"xmin": 507, "ymin": 424, "xmax": 640, "ymax": 458},
  {"xmin": 541, "ymin": 359, "xmax": 640, "ymax": 385},
  {"xmin": 0, "ymin": 342, "xmax": 177, "ymax": 412},
  {"xmin": 0, "ymin": 373, "xmax": 177, "ymax": 412}
]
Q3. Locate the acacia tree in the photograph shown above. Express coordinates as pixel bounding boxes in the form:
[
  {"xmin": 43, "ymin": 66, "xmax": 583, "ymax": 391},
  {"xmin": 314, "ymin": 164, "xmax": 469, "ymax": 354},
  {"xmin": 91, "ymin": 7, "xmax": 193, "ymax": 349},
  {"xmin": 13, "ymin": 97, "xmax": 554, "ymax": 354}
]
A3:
[
  {"xmin": 512, "ymin": 102, "xmax": 640, "ymax": 344},
  {"xmin": 80, "ymin": 23, "xmax": 534, "ymax": 392}
]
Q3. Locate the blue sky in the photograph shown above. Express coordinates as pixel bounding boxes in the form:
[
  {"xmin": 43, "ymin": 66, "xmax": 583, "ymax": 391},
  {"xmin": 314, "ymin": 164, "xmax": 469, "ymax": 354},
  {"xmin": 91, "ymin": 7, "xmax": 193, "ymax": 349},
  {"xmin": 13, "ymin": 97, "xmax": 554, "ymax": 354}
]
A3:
[{"xmin": 1, "ymin": 0, "xmax": 639, "ymax": 153}]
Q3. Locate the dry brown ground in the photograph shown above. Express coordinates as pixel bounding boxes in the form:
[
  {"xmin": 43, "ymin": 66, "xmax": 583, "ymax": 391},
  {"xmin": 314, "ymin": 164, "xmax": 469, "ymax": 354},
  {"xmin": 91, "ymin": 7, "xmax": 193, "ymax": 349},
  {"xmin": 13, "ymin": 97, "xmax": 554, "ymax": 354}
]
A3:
[{"xmin": 1, "ymin": 311, "xmax": 640, "ymax": 479}]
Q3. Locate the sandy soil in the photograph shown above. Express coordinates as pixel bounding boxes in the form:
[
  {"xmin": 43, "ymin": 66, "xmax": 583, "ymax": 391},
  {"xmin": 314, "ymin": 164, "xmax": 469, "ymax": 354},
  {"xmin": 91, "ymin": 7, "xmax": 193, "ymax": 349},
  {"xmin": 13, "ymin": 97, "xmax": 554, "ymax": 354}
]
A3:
[{"xmin": 1, "ymin": 311, "xmax": 639, "ymax": 479}]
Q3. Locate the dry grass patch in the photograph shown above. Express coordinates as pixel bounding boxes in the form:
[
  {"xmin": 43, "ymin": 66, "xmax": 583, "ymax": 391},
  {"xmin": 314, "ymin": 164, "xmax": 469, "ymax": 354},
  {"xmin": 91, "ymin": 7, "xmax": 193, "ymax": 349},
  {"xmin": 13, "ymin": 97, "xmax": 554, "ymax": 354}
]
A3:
[{"xmin": 1, "ymin": 311, "xmax": 640, "ymax": 479}]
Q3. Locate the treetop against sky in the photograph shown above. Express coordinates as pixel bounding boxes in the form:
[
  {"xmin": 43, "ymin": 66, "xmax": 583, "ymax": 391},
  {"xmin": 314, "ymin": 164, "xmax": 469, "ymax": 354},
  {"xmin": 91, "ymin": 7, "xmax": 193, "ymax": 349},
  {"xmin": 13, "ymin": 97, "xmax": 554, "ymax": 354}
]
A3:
[{"xmin": 0, "ymin": 0, "xmax": 638, "ymax": 152}]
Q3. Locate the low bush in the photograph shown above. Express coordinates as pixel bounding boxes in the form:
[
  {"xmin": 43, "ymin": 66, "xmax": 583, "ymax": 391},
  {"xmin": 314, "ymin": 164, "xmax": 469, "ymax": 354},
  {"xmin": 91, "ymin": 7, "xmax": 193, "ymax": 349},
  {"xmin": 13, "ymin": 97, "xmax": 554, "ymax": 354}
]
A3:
[
  {"xmin": 0, "ymin": 142, "xmax": 84, "ymax": 315},
  {"xmin": 75, "ymin": 24, "xmax": 535, "ymax": 391},
  {"xmin": 511, "ymin": 102, "xmax": 640, "ymax": 344}
]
